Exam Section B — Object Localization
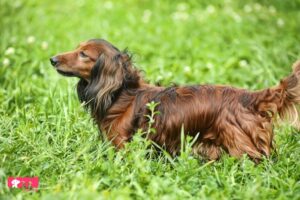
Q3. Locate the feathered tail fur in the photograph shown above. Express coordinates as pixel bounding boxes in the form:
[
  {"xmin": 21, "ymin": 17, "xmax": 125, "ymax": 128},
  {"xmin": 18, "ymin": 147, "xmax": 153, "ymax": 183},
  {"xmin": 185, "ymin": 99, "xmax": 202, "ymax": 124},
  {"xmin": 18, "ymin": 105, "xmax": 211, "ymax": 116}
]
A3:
[{"xmin": 277, "ymin": 60, "xmax": 300, "ymax": 128}]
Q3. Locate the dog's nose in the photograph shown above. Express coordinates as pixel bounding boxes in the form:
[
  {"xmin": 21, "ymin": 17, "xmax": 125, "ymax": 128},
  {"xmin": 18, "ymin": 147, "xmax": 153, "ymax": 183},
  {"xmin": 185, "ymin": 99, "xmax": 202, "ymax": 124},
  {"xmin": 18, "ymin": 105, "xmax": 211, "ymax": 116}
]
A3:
[{"xmin": 50, "ymin": 57, "xmax": 59, "ymax": 66}]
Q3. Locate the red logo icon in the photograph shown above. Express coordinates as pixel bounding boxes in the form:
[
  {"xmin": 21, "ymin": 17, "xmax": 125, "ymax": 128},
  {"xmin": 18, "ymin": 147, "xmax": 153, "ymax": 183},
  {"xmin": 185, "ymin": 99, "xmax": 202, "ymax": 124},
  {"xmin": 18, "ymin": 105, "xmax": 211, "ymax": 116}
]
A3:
[{"xmin": 7, "ymin": 177, "xmax": 39, "ymax": 191}]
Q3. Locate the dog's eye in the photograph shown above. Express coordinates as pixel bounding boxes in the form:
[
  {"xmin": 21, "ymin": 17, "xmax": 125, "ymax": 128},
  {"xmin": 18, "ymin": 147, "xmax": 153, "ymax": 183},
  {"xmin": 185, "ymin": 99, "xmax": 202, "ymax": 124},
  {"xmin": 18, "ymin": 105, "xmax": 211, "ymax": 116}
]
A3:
[{"xmin": 79, "ymin": 51, "xmax": 88, "ymax": 58}]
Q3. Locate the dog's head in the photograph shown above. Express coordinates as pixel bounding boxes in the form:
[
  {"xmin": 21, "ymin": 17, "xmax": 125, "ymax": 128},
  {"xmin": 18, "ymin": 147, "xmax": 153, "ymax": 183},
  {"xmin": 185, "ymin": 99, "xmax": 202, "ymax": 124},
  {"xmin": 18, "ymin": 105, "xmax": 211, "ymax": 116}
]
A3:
[
  {"xmin": 50, "ymin": 39, "xmax": 122, "ymax": 80},
  {"xmin": 50, "ymin": 39, "xmax": 140, "ymax": 119}
]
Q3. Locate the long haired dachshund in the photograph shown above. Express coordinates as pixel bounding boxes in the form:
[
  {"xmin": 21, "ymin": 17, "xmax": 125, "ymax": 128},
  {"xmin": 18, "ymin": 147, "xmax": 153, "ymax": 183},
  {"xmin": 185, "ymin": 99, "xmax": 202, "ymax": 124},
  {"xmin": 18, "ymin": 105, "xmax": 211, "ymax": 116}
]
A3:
[{"xmin": 50, "ymin": 39, "xmax": 300, "ymax": 161}]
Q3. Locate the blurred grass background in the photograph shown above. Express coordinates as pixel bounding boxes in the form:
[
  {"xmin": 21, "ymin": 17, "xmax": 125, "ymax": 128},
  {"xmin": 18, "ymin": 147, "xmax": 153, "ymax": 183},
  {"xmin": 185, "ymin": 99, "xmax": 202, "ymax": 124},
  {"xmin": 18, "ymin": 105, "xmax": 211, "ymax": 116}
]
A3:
[{"xmin": 0, "ymin": 0, "xmax": 300, "ymax": 199}]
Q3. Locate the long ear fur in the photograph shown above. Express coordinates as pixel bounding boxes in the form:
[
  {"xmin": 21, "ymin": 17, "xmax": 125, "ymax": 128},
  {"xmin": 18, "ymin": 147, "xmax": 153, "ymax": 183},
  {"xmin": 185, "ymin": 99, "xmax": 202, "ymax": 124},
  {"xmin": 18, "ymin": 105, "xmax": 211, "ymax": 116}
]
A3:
[
  {"xmin": 82, "ymin": 51, "xmax": 140, "ymax": 120},
  {"xmin": 77, "ymin": 78, "xmax": 89, "ymax": 104}
]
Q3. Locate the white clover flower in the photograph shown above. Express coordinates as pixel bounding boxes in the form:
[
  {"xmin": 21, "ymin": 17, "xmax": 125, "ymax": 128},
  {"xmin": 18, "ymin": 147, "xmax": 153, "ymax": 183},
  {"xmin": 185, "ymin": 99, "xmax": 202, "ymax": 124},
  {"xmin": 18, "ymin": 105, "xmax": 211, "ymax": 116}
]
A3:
[
  {"xmin": 5, "ymin": 47, "xmax": 15, "ymax": 55},
  {"xmin": 177, "ymin": 3, "xmax": 188, "ymax": 11},
  {"xmin": 156, "ymin": 75, "xmax": 163, "ymax": 81},
  {"xmin": 104, "ymin": 1, "xmax": 113, "ymax": 10},
  {"xmin": 244, "ymin": 5, "xmax": 252, "ymax": 13},
  {"xmin": 27, "ymin": 36, "xmax": 36, "ymax": 44},
  {"xmin": 41, "ymin": 41, "xmax": 48, "ymax": 50},
  {"xmin": 172, "ymin": 11, "xmax": 189, "ymax": 21},
  {"xmin": 207, "ymin": 62, "xmax": 214, "ymax": 69},
  {"xmin": 3, "ymin": 58, "xmax": 10, "ymax": 66},
  {"xmin": 183, "ymin": 66, "xmax": 191, "ymax": 73},
  {"xmin": 14, "ymin": 1, "xmax": 22, "ymax": 8},
  {"xmin": 254, "ymin": 3, "xmax": 262, "ymax": 11},
  {"xmin": 269, "ymin": 6, "xmax": 276, "ymax": 14},
  {"xmin": 232, "ymin": 13, "xmax": 242, "ymax": 23},
  {"xmin": 142, "ymin": 10, "xmax": 152, "ymax": 23},
  {"xmin": 277, "ymin": 18, "xmax": 285, "ymax": 27},
  {"xmin": 32, "ymin": 74, "xmax": 38, "ymax": 80},
  {"xmin": 206, "ymin": 5, "xmax": 216, "ymax": 14},
  {"xmin": 166, "ymin": 72, "xmax": 173, "ymax": 77},
  {"xmin": 239, "ymin": 60, "xmax": 248, "ymax": 68}
]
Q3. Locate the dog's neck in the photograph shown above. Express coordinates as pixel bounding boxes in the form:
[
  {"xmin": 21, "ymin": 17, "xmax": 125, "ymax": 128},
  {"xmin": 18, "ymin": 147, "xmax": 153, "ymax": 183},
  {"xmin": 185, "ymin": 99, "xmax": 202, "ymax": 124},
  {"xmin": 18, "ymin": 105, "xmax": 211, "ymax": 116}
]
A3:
[{"xmin": 76, "ymin": 72, "xmax": 154, "ymax": 121}]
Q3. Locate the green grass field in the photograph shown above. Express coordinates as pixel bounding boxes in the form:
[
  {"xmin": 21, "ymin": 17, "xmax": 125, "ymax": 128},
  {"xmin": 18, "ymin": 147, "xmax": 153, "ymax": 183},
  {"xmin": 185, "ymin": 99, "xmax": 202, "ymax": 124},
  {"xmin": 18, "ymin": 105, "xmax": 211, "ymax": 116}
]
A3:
[{"xmin": 1, "ymin": 0, "xmax": 300, "ymax": 199}]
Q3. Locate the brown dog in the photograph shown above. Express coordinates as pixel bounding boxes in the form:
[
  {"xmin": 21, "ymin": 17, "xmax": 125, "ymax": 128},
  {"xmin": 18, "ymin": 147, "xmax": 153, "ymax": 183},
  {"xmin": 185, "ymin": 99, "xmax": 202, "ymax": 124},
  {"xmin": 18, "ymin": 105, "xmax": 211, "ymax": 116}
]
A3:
[{"xmin": 50, "ymin": 39, "xmax": 300, "ymax": 161}]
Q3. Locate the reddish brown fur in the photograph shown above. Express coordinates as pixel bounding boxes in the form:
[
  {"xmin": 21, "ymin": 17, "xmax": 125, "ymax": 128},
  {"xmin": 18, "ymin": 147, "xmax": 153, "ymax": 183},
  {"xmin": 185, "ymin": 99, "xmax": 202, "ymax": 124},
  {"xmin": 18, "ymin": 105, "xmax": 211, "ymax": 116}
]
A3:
[{"xmin": 50, "ymin": 39, "xmax": 300, "ymax": 161}]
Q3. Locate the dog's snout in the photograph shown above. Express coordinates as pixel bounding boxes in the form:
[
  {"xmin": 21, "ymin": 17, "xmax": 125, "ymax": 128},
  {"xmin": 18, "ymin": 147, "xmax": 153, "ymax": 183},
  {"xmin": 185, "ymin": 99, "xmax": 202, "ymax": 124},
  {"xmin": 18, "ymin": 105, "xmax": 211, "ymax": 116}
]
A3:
[{"xmin": 50, "ymin": 57, "xmax": 59, "ymax": 66}]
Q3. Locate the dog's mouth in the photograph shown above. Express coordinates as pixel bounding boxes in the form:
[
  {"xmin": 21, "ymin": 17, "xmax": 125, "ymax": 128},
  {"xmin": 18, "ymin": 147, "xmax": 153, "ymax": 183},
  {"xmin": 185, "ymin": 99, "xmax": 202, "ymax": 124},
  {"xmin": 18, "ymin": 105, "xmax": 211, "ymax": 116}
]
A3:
[{"xmin": 56, "ymin": 69, "xmax": 76, "ymax": 77}]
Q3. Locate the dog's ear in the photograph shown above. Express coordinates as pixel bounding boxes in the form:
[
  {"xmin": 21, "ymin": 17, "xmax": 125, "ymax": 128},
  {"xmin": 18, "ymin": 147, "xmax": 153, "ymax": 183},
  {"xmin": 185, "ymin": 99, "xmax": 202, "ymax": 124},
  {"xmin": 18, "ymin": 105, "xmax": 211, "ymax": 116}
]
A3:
[
  {"xmin": 85, "ymin": 53, "xmax": 126, "ymax": 119},
  {"xmin": 121, "ymin": 50, "xmax": 140, "ymax": 88},
  {"xmin": 77, "ymin": 78, "xmax": 89, "ymax": 104}
]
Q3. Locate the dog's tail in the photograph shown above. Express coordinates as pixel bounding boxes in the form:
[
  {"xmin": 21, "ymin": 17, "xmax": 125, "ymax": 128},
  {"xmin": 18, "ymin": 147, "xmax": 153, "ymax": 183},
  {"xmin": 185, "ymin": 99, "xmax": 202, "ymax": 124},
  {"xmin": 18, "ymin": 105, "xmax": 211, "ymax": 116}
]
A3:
[
  {"xmin": 254, "ymin": 60, "xmax": 300, "ymax": 130},
  {"xmin": 257, "ymin": 60, "xmax": 300, "ymax": 128},
  {"xmin": 276, "ymin": 60, "xmax": 300, "ymax": 128}
]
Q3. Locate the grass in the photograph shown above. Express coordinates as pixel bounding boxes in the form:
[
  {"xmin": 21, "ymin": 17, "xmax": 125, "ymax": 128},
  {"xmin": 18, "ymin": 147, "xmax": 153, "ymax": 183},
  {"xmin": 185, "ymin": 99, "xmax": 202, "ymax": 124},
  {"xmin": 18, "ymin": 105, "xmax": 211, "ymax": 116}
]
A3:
[{"xmin": 1, "ymin": 0, "xmax": 300, "ymax": 199}]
